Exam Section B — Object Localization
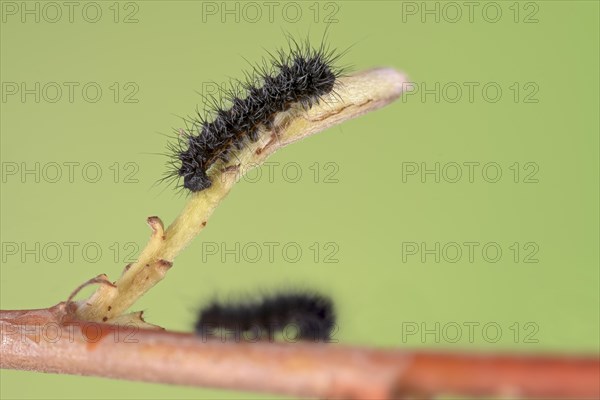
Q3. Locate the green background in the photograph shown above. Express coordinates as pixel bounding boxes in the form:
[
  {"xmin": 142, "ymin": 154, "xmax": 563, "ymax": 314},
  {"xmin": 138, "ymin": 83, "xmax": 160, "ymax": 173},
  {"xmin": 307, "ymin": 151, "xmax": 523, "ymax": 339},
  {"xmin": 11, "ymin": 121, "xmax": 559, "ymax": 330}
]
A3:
[{"xmin": 1, "ymin": 1, "xmax": 598, "ymax": 399}]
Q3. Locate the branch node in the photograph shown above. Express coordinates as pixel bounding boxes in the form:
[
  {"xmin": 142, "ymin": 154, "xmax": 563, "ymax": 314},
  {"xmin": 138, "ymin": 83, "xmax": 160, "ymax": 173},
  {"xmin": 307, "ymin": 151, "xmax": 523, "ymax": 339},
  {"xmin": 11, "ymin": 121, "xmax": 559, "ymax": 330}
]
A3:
[
  {"xmin": 66, "ymin": 274, "xmax": 116, "ymax": 307},
  {"xmin": 147, "ymin": 216, "xmax": 165, "ymax": 238}
]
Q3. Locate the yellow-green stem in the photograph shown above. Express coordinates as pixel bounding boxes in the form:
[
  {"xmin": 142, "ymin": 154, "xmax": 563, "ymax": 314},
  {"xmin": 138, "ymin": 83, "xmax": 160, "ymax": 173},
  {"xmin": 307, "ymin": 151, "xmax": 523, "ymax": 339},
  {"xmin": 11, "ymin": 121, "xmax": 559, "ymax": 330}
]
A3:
[{"xmin": 75, "ymin": 67, "xmax": 408, "ymax": 323}]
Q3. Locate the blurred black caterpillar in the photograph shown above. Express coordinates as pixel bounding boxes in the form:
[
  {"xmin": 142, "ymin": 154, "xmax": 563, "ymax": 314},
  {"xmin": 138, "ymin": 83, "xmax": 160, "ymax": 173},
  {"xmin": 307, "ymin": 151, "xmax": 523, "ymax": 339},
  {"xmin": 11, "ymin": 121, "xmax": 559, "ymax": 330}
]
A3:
[
  {"xmin": 165, "ymin": 35, "xmax": 346, "ymax": 192},
  {"xmin": 196, "ymin": 291, "xmax": 336, "ymax": 342}
]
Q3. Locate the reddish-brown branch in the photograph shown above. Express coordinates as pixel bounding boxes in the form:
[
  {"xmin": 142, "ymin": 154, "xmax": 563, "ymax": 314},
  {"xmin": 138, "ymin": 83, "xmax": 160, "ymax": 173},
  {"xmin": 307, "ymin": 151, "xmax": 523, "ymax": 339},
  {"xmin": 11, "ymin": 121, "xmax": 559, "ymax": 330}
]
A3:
[{"xmin": 1, "ymin": 305, "xmax": 598, "ymax": 399}]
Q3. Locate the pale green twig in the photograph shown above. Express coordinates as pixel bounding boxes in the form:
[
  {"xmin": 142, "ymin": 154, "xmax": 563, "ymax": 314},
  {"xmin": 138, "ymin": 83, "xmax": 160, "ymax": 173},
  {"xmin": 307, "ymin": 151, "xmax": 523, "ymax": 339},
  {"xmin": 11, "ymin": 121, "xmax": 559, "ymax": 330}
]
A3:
[{"xmin": 74, "ymin": 67, "xmax": 408, "ymax": 323}]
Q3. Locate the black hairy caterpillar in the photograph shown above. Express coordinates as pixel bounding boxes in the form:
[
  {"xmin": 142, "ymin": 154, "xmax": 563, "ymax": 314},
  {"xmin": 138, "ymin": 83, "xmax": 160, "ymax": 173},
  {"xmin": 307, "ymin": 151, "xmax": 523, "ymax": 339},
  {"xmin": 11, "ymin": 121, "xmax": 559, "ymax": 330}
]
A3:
[
  {"xmin": 165, "ymin": 35, "xmax": 346, "ymax": 192},
  {"xmin": 195, "ymin": 291, "xmax": 336, "ymax": 342}
]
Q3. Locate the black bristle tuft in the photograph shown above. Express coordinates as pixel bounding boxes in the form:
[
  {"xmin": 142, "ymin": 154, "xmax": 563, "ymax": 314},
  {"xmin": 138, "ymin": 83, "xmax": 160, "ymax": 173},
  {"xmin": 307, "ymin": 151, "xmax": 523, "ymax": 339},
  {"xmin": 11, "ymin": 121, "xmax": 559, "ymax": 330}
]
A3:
[{"xmin": 163, "ymin": 35, "xmax": 348, "ymax": 193}]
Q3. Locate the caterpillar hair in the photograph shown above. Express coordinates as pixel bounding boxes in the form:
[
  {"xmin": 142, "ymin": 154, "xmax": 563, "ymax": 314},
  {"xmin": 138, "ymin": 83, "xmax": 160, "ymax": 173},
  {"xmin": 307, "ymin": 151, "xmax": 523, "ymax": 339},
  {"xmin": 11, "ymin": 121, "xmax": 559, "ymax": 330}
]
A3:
[
  {"xmin": 164, "ymin": 33, "xmax": 347, "ymax": 193},
  {"xmin": 195, "ymin": 291, "xmax": 336, "ymax": 342}
]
